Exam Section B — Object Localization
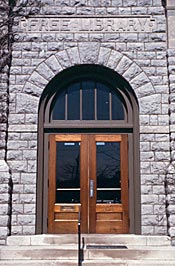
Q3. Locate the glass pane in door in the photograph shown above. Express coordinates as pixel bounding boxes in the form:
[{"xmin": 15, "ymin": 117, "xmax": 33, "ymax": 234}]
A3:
[
  {"xmin": 96, "ymin": 142, "xmax": 121, "ymax": 204},
  {"xmin": 56, "ymin": 142, "xmax": 80, "ymax": 203}
]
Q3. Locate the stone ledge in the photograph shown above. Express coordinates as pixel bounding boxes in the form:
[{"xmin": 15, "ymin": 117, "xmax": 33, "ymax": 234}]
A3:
[{"xmin": 6, "ymin": 234, "xmax": 171, "ymax": 247}]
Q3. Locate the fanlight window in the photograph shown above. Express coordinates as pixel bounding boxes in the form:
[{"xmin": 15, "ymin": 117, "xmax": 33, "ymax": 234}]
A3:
[{"xmin": 51, "ymin": 81, "xmax": 125, "ymax": 121}]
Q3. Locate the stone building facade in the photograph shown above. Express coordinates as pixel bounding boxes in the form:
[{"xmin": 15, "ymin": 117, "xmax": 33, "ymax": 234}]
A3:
[{"xmin": 0, "ymin": 0, "xmax": 175, "ymax": 245}]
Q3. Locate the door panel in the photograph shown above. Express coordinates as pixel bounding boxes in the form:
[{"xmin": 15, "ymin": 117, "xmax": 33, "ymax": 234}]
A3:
[
  {"xmin": 48, "ymin": 134, "xmax": 129, "ymax": 234},
  {"xmin": 48, "ymin": 135, "xmax": 82, "ymax": 233}
]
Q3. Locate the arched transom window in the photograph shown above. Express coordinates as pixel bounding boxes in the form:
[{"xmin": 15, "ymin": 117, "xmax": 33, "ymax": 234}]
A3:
[{"xmin": 51, "ymin": 81, "xmax": 125, "ymax": 121}]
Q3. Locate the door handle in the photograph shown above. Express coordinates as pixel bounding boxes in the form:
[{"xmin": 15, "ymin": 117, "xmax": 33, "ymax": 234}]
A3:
[{"xmin": 89, "ymin": 180, "xmax": 94, "ymax": 198}]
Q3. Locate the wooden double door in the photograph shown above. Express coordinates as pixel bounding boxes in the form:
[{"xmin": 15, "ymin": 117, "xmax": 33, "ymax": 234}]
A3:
[{"xmin": 48, "ymin": 134, "xmax": 129, "ymax": 234}]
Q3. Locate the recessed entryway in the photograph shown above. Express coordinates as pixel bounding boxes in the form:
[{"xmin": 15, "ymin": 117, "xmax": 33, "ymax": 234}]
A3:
[{"xmin": 37, "ymin": 64, "xmax": 140, "ymax": 235}]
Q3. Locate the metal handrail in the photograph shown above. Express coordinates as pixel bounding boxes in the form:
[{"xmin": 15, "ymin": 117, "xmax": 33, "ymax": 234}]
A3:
[{"xmin": 78, "ymin": 210, "xmax": 84, "ymax": 266}]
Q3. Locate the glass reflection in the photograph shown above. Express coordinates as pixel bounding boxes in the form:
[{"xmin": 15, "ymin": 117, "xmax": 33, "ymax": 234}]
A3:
[
  {"xmin": 56, "ymin": 142, "xmax": 80, "ymax": 203},
  {"xmin": 96, "ymin": 142, "xmax": 121, "ymax": 203},
  {"xmin": 82, "ymin": 81, "xmax": 95, "ymax": 120},
  {"xmin": 97, "ymin": 83, "xmax": 109, "ymax": 120},
  {"xmin": 112, "ymin": 92, "xmax": 124, "ymax": 120},
  {"xmin": 67, "ymin": 83, "xmax": 80, "ymax": 120},
  {"xmin": 52, "ymin": 91, "xmax": 65, "ymax": 120}
]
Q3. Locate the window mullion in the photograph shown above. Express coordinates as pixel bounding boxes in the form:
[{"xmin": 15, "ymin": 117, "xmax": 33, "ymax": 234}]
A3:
[
  {"xmin": 80, "ymin": 82, "xmax": 82, "ymax": 120},
  {"xmin": 95, "ymin": 82, "xmax": 97, "ymax": 120},
  {"xmin": 109, "ymin": 91, "xmax": 112, "ymax": 120},
  {"xmin": 65, "ymin": 90, "xmax": 68, "ymax": 120}
]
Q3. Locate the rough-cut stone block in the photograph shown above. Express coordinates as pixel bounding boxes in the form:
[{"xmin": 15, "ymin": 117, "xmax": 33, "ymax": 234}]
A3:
[
  {"xmin": 97, "ymin": 47, "xmax": 111, "ymax": 65},
  {"xmin": 141, "ymin": 194, "xmax": 158, "ymax": 204},
  {"xmin": 151, "ymin": 162, "xmax": 169, "ymax": 174},
  {"xmin": 115, "ymin": 55, "xmax": 132, "ymax": 75},
  {"xmin": 29, "ymin": 72, "xmax": 48, "ymax": 88},
  {"xmin": 16, "ymin": 94, "xmax": 39, "ymax": 114},
  {"xmin": 56, "ymin": 50, "xmax": 72, "ymax": 69},
  {"xmin": 139, "ymin": 94, "xmax": 161, "ymax": 115},
  {"xmin": 21, "ymin": 173, "xmax": 36, "ymax": 184},
  {"xmin": 24, "ymin": 204, "xmax": 36, "ymax": 214},
  {"xmin": 17, "ymin": 215, "xmax": 35, "ymax": 225},
  {"xmin": 107, "ymin": 50, "xmax": 123, "ymax": 70},
  {"xmin": 19, "ymin": 194, "xmax": 36, "ymax": 204},
  {"xmin": 0, "ymin": 227, "xmax": 8, "ymax": 238},
  {"xmin": 0, "ymin": 160, "xmax": 9, "ymax": 172},
  {"xmin": 9, "ymin": 124, "xmax": 37, "ymax": 132},
  {"xmin": 141, "ymin": 152, "xmax": 154, "ymax": 161},
  {"xmin": 123, "ymin": 63, "xmax": 142, "ymax": 81},
  {"xmin": 151, "ymin": 142, "xmax": 169, "ymax": 152},
  {"xmin": 135, "ymin": 83, "xmax": 155, "ymax": 98},
  {"xmin": 36, "ymin": 63, "xmax": 55, "ymax": 80},
  {"xmin": 22, "ymin": 150, "xmax": 37, "ymax": 160},
  {"xmin": 130, "ymin": 72, "xmax": 150, "ymax": 90},
  {"xmin": 142, "ymin": 215, "xmax": 159, "ymax": 226},
  {"xmin": 142, "ymin": 205, "xmax": 154, "ymax": 215},
  {"xmin": 8, "ymin": 141, "xmax": 28, "ymax": 150},
  {"xmin": 67, "ymin": 47, "xmax": 80, "ymax": 65},
  {"xmin": 8, "ymin": 160, "xmax": 28, "ymax": 172},
  {"xmin": 45, "ymin": 55, "xmax": 62, "ymax": 74},
  {"xmin": 78, "ymin": 42, "xmax": 100, "ymax": 64}
]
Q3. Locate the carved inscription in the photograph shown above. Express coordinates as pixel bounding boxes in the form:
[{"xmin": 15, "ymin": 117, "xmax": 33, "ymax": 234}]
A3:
[{"xmin": 20, "ymin": 17, "xmax": 156, "ymax": 33}]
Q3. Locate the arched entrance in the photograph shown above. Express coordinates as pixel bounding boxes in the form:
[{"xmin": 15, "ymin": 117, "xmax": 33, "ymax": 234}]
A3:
[{"xmin": 36, "ymin": 65, "xmax": 140, "ymax": 234}]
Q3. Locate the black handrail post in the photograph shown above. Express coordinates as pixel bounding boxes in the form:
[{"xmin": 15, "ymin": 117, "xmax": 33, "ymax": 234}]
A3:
[
  {"xmin": 78, "ymin": 210, "xmax": 81, "ymax": 266},
  {"xmin": 78, "ymin": 208, "xmax": 84, "ymax": 266}
]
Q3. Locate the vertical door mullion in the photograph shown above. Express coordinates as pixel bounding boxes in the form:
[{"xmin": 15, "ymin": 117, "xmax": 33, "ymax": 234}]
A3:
[
  {"xmin": 88, "ymin": 135, "xmax": 97, "ymax": 233},
  {"xmin": 80, "ymin": 135, "xmax": 89, "ymax": 233},
  {"xmin": 48, "ymin": 134, "xmax": 56, "ymax": 233},
  {"xmin": 120, "ymin": 134, "xmax": 129, "ymax": 233}
]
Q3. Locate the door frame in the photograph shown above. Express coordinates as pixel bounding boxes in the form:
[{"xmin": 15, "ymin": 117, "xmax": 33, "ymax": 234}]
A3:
[{"xmin": 48, "ymin": 133, "xmax": 129, "ymax": 234}]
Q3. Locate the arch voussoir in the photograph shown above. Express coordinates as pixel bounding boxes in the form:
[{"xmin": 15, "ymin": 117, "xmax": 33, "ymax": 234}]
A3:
[
  {"xmin": 97, "ymin": 47, "xmax": 112, "ymax": 65},
  {"xmin": 22, "ymin": 44, "xmax": 156, "ymax": 103},
  {"xmin": 135, "ymin": 82, "xmax": 155, "ymax": 98},
  {"xmin": 115, "ymin": 55, "xmax": 133, "ymax": 75},
  {"xmin": 67, "ymin": 46, "xmax": 81, "ymax": 65},
  {"xmin": 78, "ymin": 42, "xmax": 100, "ymax": 64},
  {"xmin": 123, "ymin": 62, "xmax": 142, "ymax": 81},
  {"xmin": 23, "ymin": 82, "xmax": 43, "ymax": 97},
  {"xmin": 45, "ymin": 55, "xmax": 63, "ymax": 74},
  {"xmin": 36, "ymin": 62, "xmax": 55, "ymax": 81},
  {"xmin": 55, "ymin": 50, "xmax": 72, "ymax": 69},
  {"xmin": 29, "ymin": 71, "xmax": 48, "ymax": 89},
  {"xmin": 106, "ymin": 50, "xmax": 123, "ymax": 70},
  {"xmin": 130, "ymin": 72, "xmax": 151, "ymax": 92}
]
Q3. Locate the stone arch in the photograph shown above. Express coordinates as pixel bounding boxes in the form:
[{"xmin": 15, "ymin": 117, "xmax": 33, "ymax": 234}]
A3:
[
  {"xmin": 36, "ymin": 62, "xmax": 141, "ymax": 235},
  {"xmin": 22, "ymin": 42, "xmax": 155, "ymax": 107}
]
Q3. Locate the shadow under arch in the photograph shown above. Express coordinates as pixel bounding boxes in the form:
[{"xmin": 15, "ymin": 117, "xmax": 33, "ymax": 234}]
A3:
[{"xmin": 36, "ymin": 64, "xmax": 141, "ymax": 234}]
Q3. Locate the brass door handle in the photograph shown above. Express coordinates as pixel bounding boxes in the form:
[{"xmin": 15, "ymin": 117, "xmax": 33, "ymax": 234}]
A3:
[{"xmin": 89, "ymin": 180, "xmax": 94, "ymax": 198}]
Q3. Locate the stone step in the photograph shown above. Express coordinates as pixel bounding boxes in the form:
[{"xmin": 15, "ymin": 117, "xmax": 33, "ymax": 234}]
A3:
[
  {"xmin": 2, "ymin": 235, "xmax": 174, "ymax": 265},
  {"xmin": 1, "ymin": 246, "xmax": 175, "ymax": 260},
  {"xmin": 1, "ymin": 260, "xmax": 175, "ymax": 266},
  {"xmin": 84, "ymin": 261, "xmax": 175, "ymax": 266},
  {"xmin": 6, "ymin": 234, "xmax": 171, "ymax": 247},
  {"xmin": 0, "ymin": 261, "xmax": 77, "ymax": 266},
  {"xmin": 86, "ymin": 247, "xmax": 175, "ymax": 260}
]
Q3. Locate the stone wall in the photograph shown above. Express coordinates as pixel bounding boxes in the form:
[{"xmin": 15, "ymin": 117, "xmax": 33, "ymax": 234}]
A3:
[
  {"xmin": 0, "ymin": 0, "xmax": 175, "ymax": 241},
  {"xmin": 0, "ymin": 0, "xmax": 12, "ymax": 245},
  {"xmin": 168, "ymin": 48, "xmax": 175, "ymax": 238},
  {"xmin": 166, "ymin": 0, "xmax": 175, "ymax": 239}
]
